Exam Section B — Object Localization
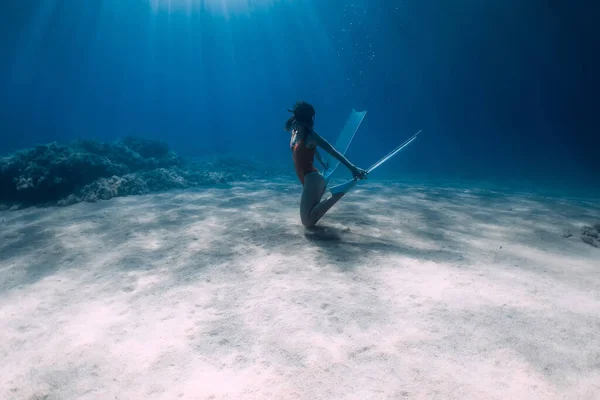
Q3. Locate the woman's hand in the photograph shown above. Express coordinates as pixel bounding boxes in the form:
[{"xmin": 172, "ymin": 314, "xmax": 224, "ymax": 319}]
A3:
[{"xmin": 351, "ymin": 165, "xmax": 368, "ymax": 180}]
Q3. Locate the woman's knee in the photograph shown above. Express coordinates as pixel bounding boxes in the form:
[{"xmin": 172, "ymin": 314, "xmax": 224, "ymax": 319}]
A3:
[{"xmin": 300, "ymin": 210, "xmax": 316, "ymax": 228}]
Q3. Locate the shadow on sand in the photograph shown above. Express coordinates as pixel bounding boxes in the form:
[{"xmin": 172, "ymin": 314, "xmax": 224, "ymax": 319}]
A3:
[{"xmin": 1, "ymin": 180, "xmax": 599, "ymax": 292}]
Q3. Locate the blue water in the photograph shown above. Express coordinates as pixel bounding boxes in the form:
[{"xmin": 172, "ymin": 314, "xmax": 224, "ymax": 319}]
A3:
[{"xmin": 0, "ymin": 0, "xmax": 597, "ymax": 195}]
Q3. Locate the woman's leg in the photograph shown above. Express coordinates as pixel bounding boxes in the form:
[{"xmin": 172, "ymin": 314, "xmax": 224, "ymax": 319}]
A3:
[{"xmin": 300, "ymin": 172, "xmax": 346, "ymax": 228}]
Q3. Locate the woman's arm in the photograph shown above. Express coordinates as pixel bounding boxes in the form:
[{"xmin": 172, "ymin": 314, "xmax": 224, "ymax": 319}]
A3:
[
  {"xmin": 310, "ymin": 131, "xmax": 354, "ymax": 170},
  {"xmin": 309, "ymin": 131, "xmax": 368, "ymax": 179}
]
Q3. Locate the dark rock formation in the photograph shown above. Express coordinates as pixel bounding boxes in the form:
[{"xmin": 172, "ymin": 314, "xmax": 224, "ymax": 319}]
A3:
[
  {"xmin": 1, "ymin": 142, "xmax": 126, "ymax": 204},
  {"xmin": 121, "ymin": 136, "xmax": 170, "ymax": 159},
  {"xmin": 0, "ymin": 137, "xmax": 282, "ymax": 208},
  {"xmin": 581, "ymin": 223, "xmax": 600, "ymax": 248}
]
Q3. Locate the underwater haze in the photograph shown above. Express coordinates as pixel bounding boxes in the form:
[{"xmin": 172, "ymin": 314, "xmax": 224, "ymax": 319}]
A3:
[
  {"xmin": 2, "ymin": 2, "xmax": 600, "ymax": 400},
  {"xmin": 1, "ymin": 0, "xmax": 598, "ymax": 191}
]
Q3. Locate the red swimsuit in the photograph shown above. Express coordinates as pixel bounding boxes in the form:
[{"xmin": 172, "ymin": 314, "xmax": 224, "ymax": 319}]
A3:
[{"xmin": 291, "ymin": 135, "xmax": 318, "ymax": 185}]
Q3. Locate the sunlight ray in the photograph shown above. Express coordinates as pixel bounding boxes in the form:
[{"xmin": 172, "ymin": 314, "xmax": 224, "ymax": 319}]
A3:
[{"xmin": 149, "ymin": 0, "xmax": 287, "ymax": 16}]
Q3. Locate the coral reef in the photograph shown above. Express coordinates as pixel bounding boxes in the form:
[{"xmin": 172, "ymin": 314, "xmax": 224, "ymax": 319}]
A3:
[
  {"xmin": 0, "ymin": 137, "xmax": 282, "ymax": 208},
  {"xmin": 1, "ymin": 142, "xmax": 125, "ymax": 204},
  {"xmin": 581, "ymin": 223, "xmax": 600, "ymax": 248},
  {"xmin": 121, "ymin": 136, "xmax": 170, "ymax": 159}
]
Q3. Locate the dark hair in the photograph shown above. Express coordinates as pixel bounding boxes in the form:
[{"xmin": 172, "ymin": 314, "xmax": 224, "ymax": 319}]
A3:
[{"xmin": 285, "ymin": 100, "xmax": 315, "ymax": 131}]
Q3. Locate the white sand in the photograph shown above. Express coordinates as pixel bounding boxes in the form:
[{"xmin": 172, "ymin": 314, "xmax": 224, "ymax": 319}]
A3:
[{"xmin": 1, "ymin": 179, "xmax": 599, "ymax": 400}]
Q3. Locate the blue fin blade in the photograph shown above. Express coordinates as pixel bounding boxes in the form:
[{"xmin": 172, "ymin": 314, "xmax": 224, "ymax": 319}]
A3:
[
  {"xmin": 329, "ymin": 130, "xmax": 422, "ymax": 195},
  {"xmin": 366, "ymin": 130, "xmax": 421, "ymax": 173},
  {"xmin": 323, "ymin": 109, "xmax": 367, "ymax": 182}
]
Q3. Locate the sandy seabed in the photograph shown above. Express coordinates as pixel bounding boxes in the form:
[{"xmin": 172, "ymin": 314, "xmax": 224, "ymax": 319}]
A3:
[{"xmin": 1, "ymin": 179, "xmax": 599, "ymax": 400}]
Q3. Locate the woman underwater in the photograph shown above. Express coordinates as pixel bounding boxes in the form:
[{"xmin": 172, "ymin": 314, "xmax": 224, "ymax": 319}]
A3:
[{"xmin": 285, "ymin": 101, "xmax": 368, "ymax": 228}]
